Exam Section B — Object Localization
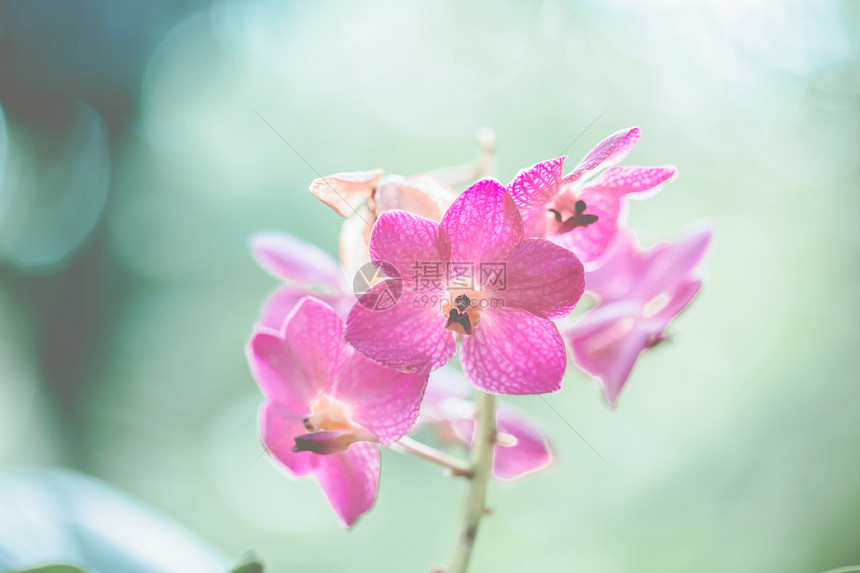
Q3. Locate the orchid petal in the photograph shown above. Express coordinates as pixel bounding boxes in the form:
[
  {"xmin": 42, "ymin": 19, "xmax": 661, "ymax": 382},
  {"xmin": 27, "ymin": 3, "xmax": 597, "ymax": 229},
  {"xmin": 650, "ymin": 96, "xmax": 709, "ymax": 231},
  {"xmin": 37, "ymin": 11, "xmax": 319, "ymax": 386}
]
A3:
[
  {"xmin": 314, "ymin": 442, "xmax": 380, "ymax": 527},
  {"xmin": 374, "ymin": 175, "xmax": 455, "ymax": 221},
  {"xmin": 583, "ymin": 230, "xmax": 645, "ymax": 302},
  {"xmin": 450, "ymin": 405, "xmax": 553, "ymax": 481},
  {"xmin": 280, "ymin": 297, "xmax": 352, "ymax": 392},
  {"xmin": 636, "ymin": 225, "xmax": 713, "ymax": 301},
  {"xmin": 508, "ymin": 156, "xmax": 566, "ymax": 209},
  {"xmin": 251, "ymin": 232, "xmax": 343, "ymax": 286},
  {"xmin": 564, "ymin": 127, "xmax": 639, "ymax": 183},
  {"xmin": 500, "ymin": 238, "xmax": 585, "ymax": 319},
  {"xmin": 368, "ymin": 210, "xmax": 451, "ymax": 280},
  {"xmin": 260, "ymin": 401, "xmax": 317, "ymax": 477},
  {"xmin": 310, "ymin": 169, "xmax": 382, "ymax": 217},
  {"xmin": 584, "ymin": 165, "xmax": 676, "ymax": 198},
  {"xmin": 333, "ymin": 353, "xmax": 428, "ymax": 444},
  {"xmin": 257, "ymin": 286, "xmax": 350, "ymax": 330},
  {"xmin": 345, "ymin": 282, "xmax": 456, "ymax": 374},
  {"xmin": 441, "ymin": 179, "xmax": 524, "ymax": 266},
  {"xmin": 339, "ymin": 204, "xmax": 375, "ymax": 283},
  {"xmin": 248, "ymin": 330, "xmax": 316, "ymax": 410},
  {"xmin": 460, "ymin": 307, "xmax": 566, "ymax": 395},
  {"xmin": 565, "ymin": 305, "xmax": 653, "ymax": 405},
  {"xmin": 493, "ymin": 407, "xmax": 554, "ymax": 480}
]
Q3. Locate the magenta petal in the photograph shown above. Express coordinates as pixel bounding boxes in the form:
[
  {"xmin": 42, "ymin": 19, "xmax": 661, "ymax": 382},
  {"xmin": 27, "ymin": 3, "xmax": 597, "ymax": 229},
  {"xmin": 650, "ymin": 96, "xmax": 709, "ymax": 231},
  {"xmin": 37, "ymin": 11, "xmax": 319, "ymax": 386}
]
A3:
[
  {"xmin": 441, "ymin": 179, "xmax": 524, "ymax": 266},
  {"xmin": 583, "ymin": 230, "xmax": 645, "ymax": 302},
  {"xmin": 314, "ymin": 442, "xmax": 380, "ymax": 527},
  {"xmin": 251, "ymin": 232, "xmax": 343, "ymax": 286},
  {"xmin": 448, "ymin": 404, "xmax": 553, "ymax": 481},
  {"xmin": 550, "ymin": 187, "xmax": 622, "ymax": 264},
  {"xmin": 566, "ymin": 305, "xmax": 652, "ymax": 405},
  {"xmin": 248, "ymin": 330, "xmax": 316, "ymax": 410},
  {"xmin": 460, "ymin": 307, "xmax": 566, "ymax": 395},
  {"xmin": 260, "ymin": 401, "xmax": 317, "ymax": 477},
  {"xmin": 655, "ymin": 279, "xmax": 702, "ymax": 324},
  {"xmin": 333, "ymin": 353, "xmax": 428, "ymax": 444},
  {"xmin": 508, "ymin": 156, "xmax": 566, "ymax": 208},
  {"xmin": 564, "ymin": 127, "xmax": 640, "ymax": 183},
  {"xmin": 501, "ymin": 238, "xmax": 585, "ymax": 319},
  {"xmin": 637, "ymin": 225, "xmax": 713, "ymax": 301},
  {"xmin": 508, "ymin": 157, "xmax": 566, "ymax": 238},
  {"xmin": 258, "ymin": 286, "xmax": 350, "ymax": 330},
  {"xmin": 345, "ymin": 282, "xmax": 455, "ymax": 374},
  {"xmin": 280, "ymin": 297, "xmax": 351, "ymax": 392},
  {"xmin": 368, "ymin": 210, "xmax": 451, "ymax": 279},
  {"xmin": 584, "ymin": 165, "xmax": 676, "ymax": 197},
  {"xmin": 493, "ymin": 407, "xmax": 554, "ymax": 480}
]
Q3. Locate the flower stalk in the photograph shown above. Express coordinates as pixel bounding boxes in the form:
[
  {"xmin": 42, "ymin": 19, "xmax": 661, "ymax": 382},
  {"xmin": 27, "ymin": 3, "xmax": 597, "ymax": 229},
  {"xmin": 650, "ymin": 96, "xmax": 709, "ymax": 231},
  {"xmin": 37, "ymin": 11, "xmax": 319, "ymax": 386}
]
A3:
[
  {"xmin": 392, "ymin": 436, "xmax": 472, "ymax": 477},
  {"xmin": 446, "ymin": 390, "xmax": 496, "ymax": 573}
]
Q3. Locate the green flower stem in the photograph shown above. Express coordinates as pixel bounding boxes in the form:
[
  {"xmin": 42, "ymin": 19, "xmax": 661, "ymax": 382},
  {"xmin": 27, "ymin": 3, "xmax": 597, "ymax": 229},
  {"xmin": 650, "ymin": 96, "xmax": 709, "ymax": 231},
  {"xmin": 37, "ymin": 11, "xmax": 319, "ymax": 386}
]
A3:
[
  {"xmin": 392, "ymin": 436, "xmax": 472, "ymax": 477},
  {"xmin": 446, "ymin": 390, "xmax": 496, "ymax": 573}
]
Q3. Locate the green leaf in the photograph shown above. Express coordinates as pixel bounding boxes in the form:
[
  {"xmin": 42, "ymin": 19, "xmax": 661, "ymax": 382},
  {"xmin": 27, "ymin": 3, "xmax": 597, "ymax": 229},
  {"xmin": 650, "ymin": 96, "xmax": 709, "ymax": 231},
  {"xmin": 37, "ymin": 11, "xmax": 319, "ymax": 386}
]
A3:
[{"xmin": 228, "ymin": 551, "xmax": 264, "ymax": 573}]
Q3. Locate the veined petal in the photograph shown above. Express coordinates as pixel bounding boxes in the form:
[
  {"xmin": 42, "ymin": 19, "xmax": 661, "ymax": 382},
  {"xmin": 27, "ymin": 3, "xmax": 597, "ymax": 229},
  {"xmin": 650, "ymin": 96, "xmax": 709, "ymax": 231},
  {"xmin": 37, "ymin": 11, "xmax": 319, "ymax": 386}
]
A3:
[
  {"xmin": 260, "ymin": 401, "xmax": 317, "ymax": 477},
  {"xmin": 251, "ymin": 232, "xmax": 343, "ymax": 286},
  {"xmin": 310, "ymin": 169, "xmax": 382, "ymax": 217},
  {"xmin": 248, "ymin": 330, "xmax": 316, "ymax": 410},
  {"xmin": 315, "ymin": 442, "xmax": 380, "ymax": 527},
  {"xmin": 583, "ymin": 165, "xmax": 676, "ymax": 198},
  {"xmin": 441, "ymin": 179, "xmax": 524, "ymax": 267},
  {"xmin": 281, "ymin": 297, "xmax": 352, "ymax": 392},
  {"xmin": 368, "ymin": 210, "xmax": 451, "ymax": 280},
  {"xmin": 508, "ymin": 156, "xmax": 566, "ymax": 208},
  {"xmin": 345, "ymin": 282, "xmax": 456, "ymax": 374},
  {"xmin": 549, "ymin": 187, "xmax": 621, "ymax": 264},
  {"xmin": 333, "ymin": 353, "xmax": 428, "ymax": 444},
  {"xmin": 460, "ymin": 307, "xmax": 566, "ymax": 395},
  {"xmin": 564, "ymin": 127, "xmax": 640, "ymax": 184},
  {"xmin": 500, "ymin": 238, "xmax": 585, "ymax": 319}
]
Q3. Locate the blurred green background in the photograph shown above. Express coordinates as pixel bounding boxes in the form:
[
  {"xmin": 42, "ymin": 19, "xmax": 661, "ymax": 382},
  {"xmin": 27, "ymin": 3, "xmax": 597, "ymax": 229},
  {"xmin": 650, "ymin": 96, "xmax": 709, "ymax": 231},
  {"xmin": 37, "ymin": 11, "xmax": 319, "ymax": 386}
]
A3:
[{"xmin": 1, "ymin": 0, "xmax": 859, "ymax": 571}]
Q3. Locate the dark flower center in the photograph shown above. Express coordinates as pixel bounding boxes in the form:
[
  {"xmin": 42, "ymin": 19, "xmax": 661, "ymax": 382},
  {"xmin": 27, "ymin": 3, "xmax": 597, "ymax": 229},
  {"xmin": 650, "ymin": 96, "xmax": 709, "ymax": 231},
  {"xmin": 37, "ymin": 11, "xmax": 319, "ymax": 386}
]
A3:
[{"xmin": 549, "ymin": 200, "xmax": 599, "ymax": 232}]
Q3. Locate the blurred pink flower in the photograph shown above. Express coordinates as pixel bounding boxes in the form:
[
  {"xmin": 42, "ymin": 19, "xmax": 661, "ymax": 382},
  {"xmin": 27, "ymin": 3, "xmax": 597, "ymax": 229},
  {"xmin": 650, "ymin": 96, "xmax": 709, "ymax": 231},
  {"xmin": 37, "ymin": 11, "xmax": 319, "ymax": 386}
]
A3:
[
  {"xmin": 247, "ymin": 297, "xmax": 428, "ymax": 526},
  {"xmin": 250, "ymin": 232, "xmax": 353, "ymax": 329},
  {"xmin": 420, "ymin": 368, "xmax": 554, "ymax": 481},
  {"xmin": 310, "ymin": 169, "xmax": 457, "ymax": 280},
  {"xmin": 345, "ymin": 178, "xmax": 585, "ymax": 395},
  {"xmin": 508, "ymin": 127, "xmax": 676, "ymax": 265},
  {"xmin": 564, "ymin": 225, "xmax": 712, "ymax": 405}
]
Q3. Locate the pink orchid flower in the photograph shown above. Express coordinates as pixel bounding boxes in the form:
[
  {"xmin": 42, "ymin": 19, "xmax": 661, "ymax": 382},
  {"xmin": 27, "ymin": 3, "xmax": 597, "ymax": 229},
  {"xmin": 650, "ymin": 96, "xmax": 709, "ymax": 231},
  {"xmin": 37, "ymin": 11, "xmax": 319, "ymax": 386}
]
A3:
[
  {"xmin": 344, "ymin": 178, "xmax": 585, "ymax": 395},
  {"xmin": 247, "ymin": 296, "xmax": 428, "ymax": 526},
  {"xmin": 508, "ymin": 127, "xmax": 676, "ymax": 265},
  {"xmin": 564, "ymin": 225, "xmax": 713, "ymax": 405},
  {"xmin": 250, "ymin": 232, "xmax": 353, "ymax": 329},
  {"xmin": 310, "ymin": 169, "xmax": 457, "ymax": 280},
  {"xmin": 420, "ymin": 368, "xmax": 554, "ymax": 481}
]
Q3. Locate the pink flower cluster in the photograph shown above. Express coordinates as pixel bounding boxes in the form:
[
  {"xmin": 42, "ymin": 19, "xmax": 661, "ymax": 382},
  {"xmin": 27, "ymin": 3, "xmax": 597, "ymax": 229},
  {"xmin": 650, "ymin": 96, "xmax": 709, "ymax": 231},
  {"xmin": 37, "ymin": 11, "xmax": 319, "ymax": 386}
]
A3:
[{"xmin": 246, "ymin": 127, "xmax": 711, "ymax": 525}]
